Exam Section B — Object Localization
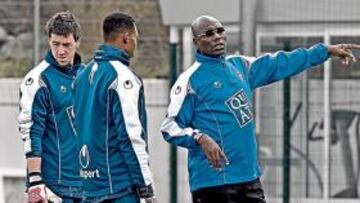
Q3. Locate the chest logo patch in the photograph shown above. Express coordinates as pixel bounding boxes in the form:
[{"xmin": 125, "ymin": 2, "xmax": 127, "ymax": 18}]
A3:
[
  {"xmin": 79, "ymin": 145, "xmax": 101, "ymax": 179},
  {"xmin": 25, "ymin": 78, "xmax": 34, "ymax": 86},
  {"xmin": 174, "ymin": 86, "xmax": 181, "ymax": 94},
  {"xmin": 60, "ymin": 85, "xmax": 67, "ymax": 93},
  {"xmin": 213, "ymin": 81, "xmax": 222, "ymax": 89},
  {"xmin": 79, "ymin": 145, "xmax": 90, "ymax": 169},
  {"xmin": 225, "ymin": 89, "xmax": 253, "ymax": 127},
  {"xmin": 124, "ymin": 80, "xmax": 133, "ymax": 89}
]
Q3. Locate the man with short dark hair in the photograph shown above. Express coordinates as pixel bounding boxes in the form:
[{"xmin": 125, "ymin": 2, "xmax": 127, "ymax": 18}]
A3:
[
  {"xmin": 73, "ymin": 12, "xmax": 156, "ymax": 203},
  {"xmin": 161, "ymin": 15, "xmax": 360, "ymax": 203},
  {"xmin": 18, "ymin": 11, "xmax": 83, "ymax": 203}
]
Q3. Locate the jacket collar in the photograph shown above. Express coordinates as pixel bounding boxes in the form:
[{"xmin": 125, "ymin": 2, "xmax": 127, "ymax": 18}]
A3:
[
  {"xmin": 195, "ymin": 50, "xmax": 226, "ymax": 64},
  {"xmin": 45, "ymin": 51, "xmax": 82, "ymax": 76},
  {"xmin": 94, "ymin": 44, "xmax": 130, "ymax": 66}
]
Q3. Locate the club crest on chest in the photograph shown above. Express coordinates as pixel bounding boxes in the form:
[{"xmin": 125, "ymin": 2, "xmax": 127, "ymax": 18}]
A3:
[
  {"xmin": 213, "ymin": 81, "xmax": 222, "ymax": 89},
  {"xmin": 225, "ymin": 89, "xmax": 253, "ymax": 127},
  {"xmin": 60, "ymin": 85, "xmax": 67, "ymax": 93}
]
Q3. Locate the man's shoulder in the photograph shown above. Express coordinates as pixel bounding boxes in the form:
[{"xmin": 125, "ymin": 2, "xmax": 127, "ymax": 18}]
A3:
[
  {"xmin": 170, "ymin": 61, "xmax": 202, "ymax": 94},
  {"xmin": 108, "ymin": 60, "xmax": 134, "ymax": 77},
  {"xmin": 107, "ymin": 60, "xmax": 143, "ymax": 88},
  {"xmin": 81, "ymin": 60, "xmax": 117, "ymax": 76},
  {"xmin": 226, "ymin": 54, "xmax": 254, "ymax": 62},
  {"xmin": 226, "ymin": 54, "xmax": 256, "ymax": 71},
  {"xmin": 20, "ymin": 60, "xmax": 50, "ymax": 91},
  {"xmin": 179, "ymin": 61, "xmax": 202, "ymax": 81},
  {"xmin": 226, "ymin": 54, "xmax": 242, "ymax": 60},
  {"xmin": 23, "ymin": 60, "xmax": 50, "ymax": 80}
]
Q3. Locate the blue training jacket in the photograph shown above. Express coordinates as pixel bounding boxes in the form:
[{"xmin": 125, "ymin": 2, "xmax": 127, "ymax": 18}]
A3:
[
  {"xmin": 161, "ymin": 43, "xmax": 329, "ymax": 191},
  {"xmin": 73, "ymin": 44, "xmax": 153, "ymax": 197},
  {"xmin": 18, "ymin": 51, "xmax": 83, "ymax": 188}
]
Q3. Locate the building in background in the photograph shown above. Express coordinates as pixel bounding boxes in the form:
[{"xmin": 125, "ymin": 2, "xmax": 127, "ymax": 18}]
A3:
[{"xmin": 0, "ymin": 0, "xmax": 169, "ymax": 78}]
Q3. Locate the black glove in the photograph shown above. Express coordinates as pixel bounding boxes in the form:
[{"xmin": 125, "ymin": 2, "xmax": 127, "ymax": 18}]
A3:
[{"xmin": 136, "ymin": 184, "xmax": 155, "ymax": 198}]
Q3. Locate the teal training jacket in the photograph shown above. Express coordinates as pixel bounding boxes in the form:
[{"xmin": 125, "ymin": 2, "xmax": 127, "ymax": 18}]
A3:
[
  {"xmin": 18, "ymin": 51, "xmax": 83, "ymax": 188},
  {"xmin": 161, "ymin": 43, "xmax": 329, "ymax": 191},
  {"xmin": 73, "ymin": 44, "xmax": 153, "ymax": 197}
]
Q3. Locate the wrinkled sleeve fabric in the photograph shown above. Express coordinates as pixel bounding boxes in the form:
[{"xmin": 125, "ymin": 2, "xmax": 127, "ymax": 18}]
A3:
[
  {"xmin": 161, "ymin": 86, "xmax": 198, "ymax": 149},
  {"xmin": 18, "ymin": 78, "xmax": 48, "ymax": 158},
  {"xmin": 160, "ymin": 64, "xmax": 202, "ymax": 149},
  {"xmin": 110, "ymin": 61, "xmax": 153, "ymax": 187},
  {"xmin": 246, "ymin": 43, "xmax": 329, "ymax": 90}
]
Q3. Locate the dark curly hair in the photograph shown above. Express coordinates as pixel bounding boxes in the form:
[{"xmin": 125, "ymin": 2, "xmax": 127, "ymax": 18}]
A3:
[
  {"xmin": 45, "ymin": 11, "xmax": 81, "ymax": 41},
  {"xmin": 102, "ymin": 12, "xmax": 135, "ymax": 42}
]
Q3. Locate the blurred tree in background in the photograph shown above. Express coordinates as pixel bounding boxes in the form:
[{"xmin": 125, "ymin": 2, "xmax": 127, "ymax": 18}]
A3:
[{"xmin": 0, "ymin": 0, "xmax": 169, "ymax": 78}]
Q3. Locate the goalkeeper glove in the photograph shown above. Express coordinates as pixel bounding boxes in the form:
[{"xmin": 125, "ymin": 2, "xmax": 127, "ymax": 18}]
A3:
[
  {"xmin": 27, "ymin": 172, "xmax": 62, "ymax": 203},
  {"xmin": 136, "ymin": 184, "xmax": 157, "ymax": 203}
]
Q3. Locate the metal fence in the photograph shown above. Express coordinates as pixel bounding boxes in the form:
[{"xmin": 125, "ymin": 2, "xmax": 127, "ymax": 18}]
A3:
[
  {"xmin": 1, "ymin": 0, "xmax": 360, "ymax": 203},
  {"xmin": 257, "ymin": 36, "xmax": 360, "ymax": 202}
]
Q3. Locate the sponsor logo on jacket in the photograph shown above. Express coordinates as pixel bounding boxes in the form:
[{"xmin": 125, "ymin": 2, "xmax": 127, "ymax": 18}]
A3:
[
  {"xmin": 226, "ymin": 89, "xmax": 253, "ymax": 127},
  {"xmin": 79, "ymin": 145, "xmax": 100, "ymax": 179}
]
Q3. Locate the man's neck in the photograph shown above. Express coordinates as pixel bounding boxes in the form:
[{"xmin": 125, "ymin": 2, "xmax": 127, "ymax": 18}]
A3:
[
  {"xmin": 60, "ymin": 60, "xmax": 74, "ymax": 69},
  {"xmin": 199, "ymin": 51, "xmax": 222, "ymax": 58}
]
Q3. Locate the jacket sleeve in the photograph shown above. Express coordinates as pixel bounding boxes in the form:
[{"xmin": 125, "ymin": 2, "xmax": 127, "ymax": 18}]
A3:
[
  {"xmin": 18, "ymin": 78, "xmax": 48, "ymax": 158},
  {"xmin": 247, "ymin": 43, "xmax": 329, "ymax": 90},
  {"xmin": 110, "ymin": 72, "xmax": 153, "ymax": 188},
  {"xmin": 160, "ymin": 75, "xmax": 198, "ymax": 149}
]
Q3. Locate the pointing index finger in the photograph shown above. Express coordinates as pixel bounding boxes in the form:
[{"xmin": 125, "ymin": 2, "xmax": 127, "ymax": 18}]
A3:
[{"xmin": 343, "ymin": 44, "xmax": 360, "ymax": 49}]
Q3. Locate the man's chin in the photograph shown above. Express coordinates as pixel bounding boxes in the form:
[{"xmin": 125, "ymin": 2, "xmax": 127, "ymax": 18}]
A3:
[
  {"xmin": 213, "ymin": 50, "xmax": 225, "ymax": 56},
  {"xmin": 57, "ymin": 61, "xmax": 70, "ymax": 67}
]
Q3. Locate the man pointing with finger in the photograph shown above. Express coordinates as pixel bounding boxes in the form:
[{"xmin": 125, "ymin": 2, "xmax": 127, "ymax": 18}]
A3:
[{"xmin": 160, "ymin": 15, "xmax": 360, "ymax": 203}]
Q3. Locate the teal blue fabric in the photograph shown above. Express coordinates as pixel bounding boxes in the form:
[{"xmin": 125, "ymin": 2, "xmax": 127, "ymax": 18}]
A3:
[{"xmin": 162, "ymin": 43, "xmax": 329, "ymax": 191}]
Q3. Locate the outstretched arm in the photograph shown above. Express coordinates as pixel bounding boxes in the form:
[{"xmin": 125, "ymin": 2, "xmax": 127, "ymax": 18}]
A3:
[{"xmin": 245, "ymin": 43, "xmax": 360, "ymax": 90}]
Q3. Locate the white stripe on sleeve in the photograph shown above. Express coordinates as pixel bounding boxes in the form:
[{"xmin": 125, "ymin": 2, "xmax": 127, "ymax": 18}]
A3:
[
  {"xmin": 18, "ymin": 61, "xmax": 49, "ymax": 154},
  {"xmin": 160, "ymin": 62, "xmax": 200, "ymax": 137},
  {"xmin": 110, "ymin": 60, "xmax": 153, "ymax": 186}
]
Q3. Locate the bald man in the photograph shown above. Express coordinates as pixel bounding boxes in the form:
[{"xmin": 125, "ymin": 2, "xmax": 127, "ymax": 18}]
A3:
[{"xmin": 161, "ymin": 15, "xmax": 360, "ymax": 203}]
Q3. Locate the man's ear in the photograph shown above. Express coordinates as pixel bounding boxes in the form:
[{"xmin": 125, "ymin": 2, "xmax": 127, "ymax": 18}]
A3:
[
  {"xmin": 193, "ymin": 38, "xmax": 197, "ymax": 45},
  {"xmin": 122, "ymin": 33, "xmax": 130, "ymax": 44},
  {"xmin": 75, "ymin": 40, "xmax": 80, "ymax": 49}
]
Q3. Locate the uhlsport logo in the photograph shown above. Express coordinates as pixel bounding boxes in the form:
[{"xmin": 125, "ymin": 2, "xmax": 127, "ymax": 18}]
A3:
[
  {"xmin": 174, "ymin": 85, "xmax": 181, "ymax": 94},
  {"xmin": 60, "ymin": 85, "xmax": 67, "ymax": 93},
  {"xmin": 79, "ymin": 145, "xmax": 90, "ymax": 169},
  {"xmin": 123, "ymin": 80, "xmax": 133, "ymax": 89},
  {"xmin": 79, "ymin": 145, "xmax": 101, "ymax": 179},
  {"xmin": 25, "ymin": 77, "xmax": 34, "ymax": 86},
  {"xmin": 226, "ymin": 89, "xmax": 253, "ymax": 127}
]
